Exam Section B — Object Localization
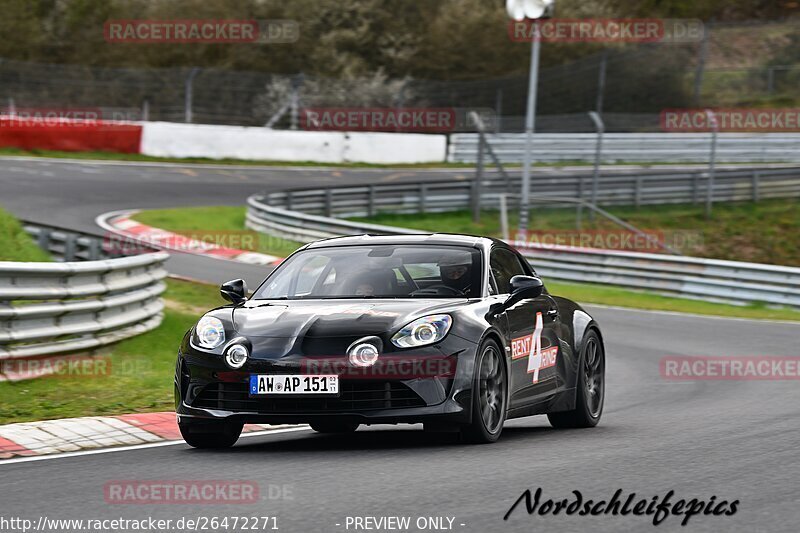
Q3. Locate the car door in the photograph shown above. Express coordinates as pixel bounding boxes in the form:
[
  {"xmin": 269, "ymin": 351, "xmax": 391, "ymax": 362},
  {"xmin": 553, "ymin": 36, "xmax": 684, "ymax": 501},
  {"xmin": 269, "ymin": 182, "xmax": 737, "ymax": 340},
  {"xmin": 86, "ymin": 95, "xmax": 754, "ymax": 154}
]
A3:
[{"xmin": 489, "ymin": 246, "xmax": 561, "ymax": 409}]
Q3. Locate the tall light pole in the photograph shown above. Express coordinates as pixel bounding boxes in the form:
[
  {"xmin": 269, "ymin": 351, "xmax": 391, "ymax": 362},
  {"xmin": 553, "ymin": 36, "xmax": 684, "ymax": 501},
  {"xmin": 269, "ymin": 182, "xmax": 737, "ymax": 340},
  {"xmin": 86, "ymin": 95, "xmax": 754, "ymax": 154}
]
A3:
[{"xmin": 506, "ymin": 0, "xmax": 554, "ymax": 236}]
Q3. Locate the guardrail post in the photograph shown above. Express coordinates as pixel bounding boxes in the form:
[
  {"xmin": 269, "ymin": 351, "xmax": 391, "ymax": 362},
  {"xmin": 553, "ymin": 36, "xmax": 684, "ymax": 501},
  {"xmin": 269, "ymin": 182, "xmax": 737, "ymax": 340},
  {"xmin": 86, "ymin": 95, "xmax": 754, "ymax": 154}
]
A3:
[
  {"xmin": 419, "ymin": 183, "xmax": 428, "ymax": 214},
  {"xmin": 324, "ymin": 189, "xmax": 333, "ymax": 217},
  {"xmin": 752, "ymin": 171, "xmax": 760, "ymax": 203},
  {"xmin": 37, "ymin": 228, "xmax": 51, "ymax": 253},
  {"xmin": 286, "ymin": 191, "xmax": 294, "ymax": 210},
  {"xmin": 88, "ymin": 238, "xmax": 102, "ymax": 261},
  {"xmin": 63, "ymin": 234, "xmax": 77, "ymax": 262},
  {"xmin": 635, "ymin": 176, "xmax": 643, "ymax": 208},
  {"xmin": 368, "ymin": 185, "xmax": 376, "ymax": 217},
  {"xmin": 692, "ymin": 173, "xmax": 700, "ymax": 204}
]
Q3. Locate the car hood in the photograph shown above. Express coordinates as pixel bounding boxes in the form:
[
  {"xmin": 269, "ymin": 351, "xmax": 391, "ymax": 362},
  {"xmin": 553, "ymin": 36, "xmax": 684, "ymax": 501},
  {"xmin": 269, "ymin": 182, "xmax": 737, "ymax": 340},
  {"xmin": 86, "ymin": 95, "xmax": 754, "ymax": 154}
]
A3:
[{"xmin": 233, "ymin": 298, "xmax": 469, "ymax": 339}]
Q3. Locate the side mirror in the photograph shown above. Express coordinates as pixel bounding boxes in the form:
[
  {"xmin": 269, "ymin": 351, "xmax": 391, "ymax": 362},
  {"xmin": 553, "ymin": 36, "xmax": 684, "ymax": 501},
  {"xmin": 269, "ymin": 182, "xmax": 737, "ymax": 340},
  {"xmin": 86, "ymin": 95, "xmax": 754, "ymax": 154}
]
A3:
[
  {"xmin": 220, "ymin": 279, "xmax": 248, "ymax": 305},
  {"xmin": 504, "ymin": 275, "xmax": 544, "ymax": 308}
]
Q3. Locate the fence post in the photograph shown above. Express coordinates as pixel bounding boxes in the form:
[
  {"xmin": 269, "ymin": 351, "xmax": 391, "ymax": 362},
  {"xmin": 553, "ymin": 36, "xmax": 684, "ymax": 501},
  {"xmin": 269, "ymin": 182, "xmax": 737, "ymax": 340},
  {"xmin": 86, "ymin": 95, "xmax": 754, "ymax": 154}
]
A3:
[
  {"xmin": 576, "ymin": 175, "xmax": 584, "ymax": 229},
  {"xmin": 289, "ymin": 73, "xmax": 304, "ymax": 130},
  {"xmin": 705, "ymin": 109, "xmax": 718, "ymax": 219},
  {"xmin": 184, "ymin": 67, "xmax": 200, "ymax": 123},
  {"xmin": 499, "ymin": 194, "xmax": 509, "ymax": 241},
  {"xmin": 692, "ymin": 21, "xmax": 711, "ymax": 105},
  {"xmin": 472, "ymin": 132, "xmax": 485, "ymax": 223},
  {"xmin": 692, "ymin": 173, "xmax": 700, "ymax": 204},
  {"xmin": 495, "ymin": 89, "xmax": 503, "ymax": 133},
  {"xmin": 588, "ymin": 111, "xmax": 604, "ymax": 221},
  {"xmin": 420, "ymin": 183, "xmax": 428, "ymax": 214},
  {"xmin": 596, "ymin": 49, "xmax": 608, "ymax": 116},
  {"xmin": 752, "ymin": 171, "xmax": 760, "ymax": 203}
]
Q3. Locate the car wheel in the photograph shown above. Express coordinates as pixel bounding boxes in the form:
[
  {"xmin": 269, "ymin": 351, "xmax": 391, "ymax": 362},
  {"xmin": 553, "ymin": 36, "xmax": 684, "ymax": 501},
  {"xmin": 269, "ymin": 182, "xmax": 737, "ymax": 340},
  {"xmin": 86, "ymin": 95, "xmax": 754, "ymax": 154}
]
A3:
[
  {"xmin": 179, "ymin": 419, "xmax": 243, "ymax": 449},
  {"xmin": 548, "ymin": 329, "xmax": 604, "ymax": 428},
  {"xmin": 310, "ymin": 421, "xmax": 360, "ymax": 433},
  {"xmin": 461, "ymin": 339, "xmax": 507, "ymax": 444}
]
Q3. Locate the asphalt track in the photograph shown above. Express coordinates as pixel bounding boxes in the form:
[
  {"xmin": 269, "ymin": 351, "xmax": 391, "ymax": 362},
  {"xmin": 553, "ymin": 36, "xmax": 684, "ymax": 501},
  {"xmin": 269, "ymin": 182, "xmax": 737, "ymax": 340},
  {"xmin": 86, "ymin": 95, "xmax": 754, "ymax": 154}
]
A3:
[{"xmin": 1, "ymin": 157, "xmax": 799, "ymax": 532}]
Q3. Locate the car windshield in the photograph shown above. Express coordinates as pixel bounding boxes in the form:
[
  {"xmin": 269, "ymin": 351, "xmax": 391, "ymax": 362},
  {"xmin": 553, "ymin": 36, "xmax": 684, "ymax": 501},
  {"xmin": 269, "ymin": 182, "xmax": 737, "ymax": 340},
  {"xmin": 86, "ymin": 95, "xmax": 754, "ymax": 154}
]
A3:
[{"xmin": 253, "ymin": 244, "xmax": 482, "ymax": 299}]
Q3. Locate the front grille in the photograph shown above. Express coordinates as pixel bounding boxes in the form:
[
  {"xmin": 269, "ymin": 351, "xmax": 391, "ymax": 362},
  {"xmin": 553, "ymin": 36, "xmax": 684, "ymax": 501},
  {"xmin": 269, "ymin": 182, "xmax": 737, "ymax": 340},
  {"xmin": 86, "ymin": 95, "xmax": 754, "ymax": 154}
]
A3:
[{"xmin": 192, "ymin": 380, "xmax": 426, "ymax": 413}]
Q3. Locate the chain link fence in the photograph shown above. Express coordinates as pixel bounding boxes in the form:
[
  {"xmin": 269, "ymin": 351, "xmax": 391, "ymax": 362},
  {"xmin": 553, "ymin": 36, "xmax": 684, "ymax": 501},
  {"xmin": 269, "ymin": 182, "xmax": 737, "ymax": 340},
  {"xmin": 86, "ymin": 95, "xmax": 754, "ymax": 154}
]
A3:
[{"xmin": 0, "ymin": 21, "xmax": 796, "ymax": 133}]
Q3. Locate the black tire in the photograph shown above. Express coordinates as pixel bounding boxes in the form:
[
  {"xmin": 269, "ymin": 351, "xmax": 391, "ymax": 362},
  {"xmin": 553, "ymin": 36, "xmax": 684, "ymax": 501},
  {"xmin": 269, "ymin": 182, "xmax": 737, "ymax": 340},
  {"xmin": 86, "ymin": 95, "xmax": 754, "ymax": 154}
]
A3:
[
  {"xmin": 179, "ymin": 419, "xmax": 243, "ymax": 449},
  {"xmin": 310, "ymin": 421, "xmax": 360, "ymax": 433},
  {"xmin": 461, "ymin": 339, "xmax": 507, "ymax": 444},
  {"xmin": 548, "ymin": 329, "xmax": 604, "ymax": 429}
]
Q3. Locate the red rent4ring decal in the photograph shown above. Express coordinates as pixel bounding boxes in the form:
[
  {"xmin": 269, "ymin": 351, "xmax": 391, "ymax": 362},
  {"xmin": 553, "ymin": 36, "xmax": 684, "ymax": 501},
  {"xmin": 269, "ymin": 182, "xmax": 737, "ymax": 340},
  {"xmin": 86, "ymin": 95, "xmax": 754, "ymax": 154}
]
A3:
[{"xmin": 510, "ymin": 312, "xmax": 559, "ymax": 383}]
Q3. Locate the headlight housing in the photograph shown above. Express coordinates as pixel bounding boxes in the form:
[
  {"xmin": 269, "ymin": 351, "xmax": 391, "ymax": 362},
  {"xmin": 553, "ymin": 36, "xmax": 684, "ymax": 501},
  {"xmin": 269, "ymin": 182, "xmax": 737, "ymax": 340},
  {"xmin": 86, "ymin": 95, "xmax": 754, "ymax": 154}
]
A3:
[
  {"xmin": 391, "ymin": 314, "xmax": 452, "ymax": 348},
  {"xmin": 193, "ymin": 315, "xmax": 226, "ymax": 349}
]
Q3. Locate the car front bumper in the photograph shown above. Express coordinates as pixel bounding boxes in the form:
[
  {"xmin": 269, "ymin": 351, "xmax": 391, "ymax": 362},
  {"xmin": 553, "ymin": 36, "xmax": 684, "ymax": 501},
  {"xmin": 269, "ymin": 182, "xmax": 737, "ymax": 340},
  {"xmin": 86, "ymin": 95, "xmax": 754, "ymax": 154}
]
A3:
[{"xmin": 175, "ymin": 336, "xmax": 479, "ymax": 426}]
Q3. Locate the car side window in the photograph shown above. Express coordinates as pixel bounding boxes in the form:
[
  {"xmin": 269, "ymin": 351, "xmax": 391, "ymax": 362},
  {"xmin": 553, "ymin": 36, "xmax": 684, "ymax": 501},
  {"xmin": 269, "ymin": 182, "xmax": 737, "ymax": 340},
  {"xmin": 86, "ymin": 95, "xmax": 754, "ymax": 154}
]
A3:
[{"xmin": 490, "ymin": 248, "xmax": 527, "ymax": 294}]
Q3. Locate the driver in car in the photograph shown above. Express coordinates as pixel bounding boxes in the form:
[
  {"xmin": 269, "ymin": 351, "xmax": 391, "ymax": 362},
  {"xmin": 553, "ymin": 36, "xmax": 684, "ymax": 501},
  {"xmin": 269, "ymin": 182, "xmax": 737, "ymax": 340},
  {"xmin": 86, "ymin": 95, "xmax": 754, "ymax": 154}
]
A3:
[{"xmin": 438, "ymin": 254, "xmax": 473, "ymax": 296}]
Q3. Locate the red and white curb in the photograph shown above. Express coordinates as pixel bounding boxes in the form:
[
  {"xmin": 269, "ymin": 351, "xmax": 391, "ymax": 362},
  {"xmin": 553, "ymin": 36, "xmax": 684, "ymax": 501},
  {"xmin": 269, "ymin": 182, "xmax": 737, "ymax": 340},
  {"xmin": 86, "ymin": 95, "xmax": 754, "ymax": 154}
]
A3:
[
  {"xmin": 96, "ymin": 209, "xmax": 283, "ymax": 266},
  {"xmin": 0, "ymin": 412, "xmax": 298, "ymax": 459}
]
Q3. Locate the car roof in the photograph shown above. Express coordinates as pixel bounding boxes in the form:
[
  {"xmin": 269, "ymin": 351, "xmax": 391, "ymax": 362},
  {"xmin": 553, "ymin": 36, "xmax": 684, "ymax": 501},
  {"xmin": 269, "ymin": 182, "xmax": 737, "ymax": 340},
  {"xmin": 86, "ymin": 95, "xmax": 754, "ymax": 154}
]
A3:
[{"xmin": 302, "ymin": 233, "xmax": 505, "ymax": 250}]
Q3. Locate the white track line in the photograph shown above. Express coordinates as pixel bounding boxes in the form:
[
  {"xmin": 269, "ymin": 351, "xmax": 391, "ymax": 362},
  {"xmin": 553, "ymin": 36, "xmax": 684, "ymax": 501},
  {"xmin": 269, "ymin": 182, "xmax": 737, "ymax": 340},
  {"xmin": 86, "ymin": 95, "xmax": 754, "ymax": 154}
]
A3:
[{"xmin": 0, "ymin": 426, "xmax": 312, "ymax": 467}]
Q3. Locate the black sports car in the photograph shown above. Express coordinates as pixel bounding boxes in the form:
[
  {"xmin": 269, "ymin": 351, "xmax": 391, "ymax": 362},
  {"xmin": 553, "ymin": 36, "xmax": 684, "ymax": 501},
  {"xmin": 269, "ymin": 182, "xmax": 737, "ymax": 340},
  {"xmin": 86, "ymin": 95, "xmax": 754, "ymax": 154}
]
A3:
[{"xmin": 175, "ymin": 234, "xmax": 605, "ymax": 447}]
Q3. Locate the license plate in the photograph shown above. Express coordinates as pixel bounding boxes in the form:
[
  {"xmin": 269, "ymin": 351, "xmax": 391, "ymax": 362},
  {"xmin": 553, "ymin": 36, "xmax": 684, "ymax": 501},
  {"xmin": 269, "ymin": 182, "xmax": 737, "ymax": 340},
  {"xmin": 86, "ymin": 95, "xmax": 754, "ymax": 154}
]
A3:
[{"xmin": 249, "ymin": 374, "xmax": 339, "ymax": 395}]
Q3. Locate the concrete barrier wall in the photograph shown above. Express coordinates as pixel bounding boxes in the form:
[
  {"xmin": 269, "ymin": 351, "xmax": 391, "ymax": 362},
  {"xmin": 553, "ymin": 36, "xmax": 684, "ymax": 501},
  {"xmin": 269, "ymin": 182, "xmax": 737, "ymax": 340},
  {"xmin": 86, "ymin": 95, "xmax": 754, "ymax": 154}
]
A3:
[
  {"xmin": 0, "ymin": 116, "xmax": 142, "ymax": 154},
  {"xmin": 139, "ymin": 122, "xmax": 448, "ymax": 164}
]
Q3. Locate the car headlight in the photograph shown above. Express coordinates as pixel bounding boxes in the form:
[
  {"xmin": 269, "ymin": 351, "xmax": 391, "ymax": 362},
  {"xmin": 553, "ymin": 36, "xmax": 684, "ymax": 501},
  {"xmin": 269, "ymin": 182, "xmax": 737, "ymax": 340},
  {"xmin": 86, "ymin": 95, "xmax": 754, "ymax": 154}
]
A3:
[
  {"xmin": 391, "ymin": 314, "xmax": 452, "ymax": 348},
  {"xmin": 193, "ymin": 315, "xmax": 226, "ymax": 349}
]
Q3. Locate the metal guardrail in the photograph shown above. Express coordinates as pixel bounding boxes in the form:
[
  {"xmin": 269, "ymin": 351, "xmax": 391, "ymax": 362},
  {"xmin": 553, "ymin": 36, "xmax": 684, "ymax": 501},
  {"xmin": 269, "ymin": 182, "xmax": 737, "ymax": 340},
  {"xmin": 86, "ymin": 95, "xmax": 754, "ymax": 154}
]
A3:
[
  {"xmin": 23, "ymin": 222, "xmax": 111, "ymax": 262},
  {"xmin": 0, "ymin": 253, "xmax": 169, "ymax": 360},
  {"xmin": 247, "ymin": 191, "xmax": 800, "ymax": 309},
  {"xmin": 512, "ymin": 242, "xmax": 800, "ymax": 309},
  {"xmin": 449, "ymin": 133, "xmax": 800, "ymax": 164},
  {"xmin": 251, "ymin": 166, "xmax": 800, "ymax": 216}
]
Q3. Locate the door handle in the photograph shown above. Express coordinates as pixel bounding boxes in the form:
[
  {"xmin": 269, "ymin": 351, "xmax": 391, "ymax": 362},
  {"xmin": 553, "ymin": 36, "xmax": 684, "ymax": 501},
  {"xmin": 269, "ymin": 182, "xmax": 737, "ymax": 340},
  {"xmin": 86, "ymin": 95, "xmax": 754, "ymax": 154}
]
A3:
[{"xmin": 546, "ymin": 308, "xmax": 559, "ymax": 318}]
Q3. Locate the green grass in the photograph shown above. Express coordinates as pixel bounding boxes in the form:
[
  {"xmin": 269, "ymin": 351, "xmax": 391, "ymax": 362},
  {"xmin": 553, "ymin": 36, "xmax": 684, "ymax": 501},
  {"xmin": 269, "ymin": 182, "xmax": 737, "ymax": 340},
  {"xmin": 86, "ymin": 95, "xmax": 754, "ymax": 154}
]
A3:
[
  {"xmin": 0, "ymin": 278, "xmax": 225, "ymax": 424},
  {"xmin": 130, "ymin": 203, "xmax": 800, "ymax": 322},
  {"xmin": 0, "ymin": 207, "xmax": 52, "ymax": 262},
  {"xmin": 133, "ymin": 205, "xmax": 304, "ymax": 258},
  {"xmin": 352, "ymin": 198, "xmax": 800, "ymax": 267},
  {"xmin": 547, "ymin": 280, "xmax": 800, "ymax": 322}
]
